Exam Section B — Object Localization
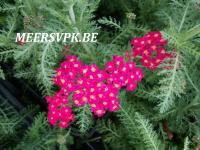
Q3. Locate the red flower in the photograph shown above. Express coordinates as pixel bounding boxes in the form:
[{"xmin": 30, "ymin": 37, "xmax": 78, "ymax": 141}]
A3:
[
  {"xmin": 45, "ymin": 55, "xmax": 144, "ymax": 128},
  {"xmin": 131, "ymin": 31, "xmax": 170, "ymax": 70}
]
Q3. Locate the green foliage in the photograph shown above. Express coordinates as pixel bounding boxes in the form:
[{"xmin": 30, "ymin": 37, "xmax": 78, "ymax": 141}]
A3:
[
  {"xmin": 136, "ymin": 0, "xmax": 169, "ymax": 27},
  {"xmin": 183, "ymin": 137, "xmax": 190, "ymax": 150},
  {"xmin": 0, "ymin": 0, "xmax": 101, "ymax": 95},
  {"xmin": 97, "ymin": 119, "xmax": 120, "ymax": 143},
  {"xmin": 116, "ymin": 90, "xmax": 137, "ymax": 144},
  {"xmin": 97, "ymin": 119, "xmax": 132, "ymax": 150},
  {"xmin": 0, "ymin": 98, "xmax": 19, "ymax": 135},
  {"xmin": 110, "ymin": 23, "xmax": 148, "ymax": 46},
  {"xmin": 156, "ymin": 54, "xmax": 186, "ymax": 113},
  {"xmin": 147, "ymin": 0, "xmax": 200, "ymax": 114},
  {"xmin": 134, "ymin": 113, "xmax": 165, "ymax": 150},
  {"xmin": 74, "ymin": 105, "xmax": 93, "ymax": 134},
  {"xmin": 0, "ymin": 0, "xmax": 200, "ymax": 149},
  {"xmin": 0, "ymin": 94, "xmax": 73, "ymax": 149},
  {"xmin": 16, "ymin": 113, "xmax": 52, "ymax": 150},
  {"xmin": 98, "ymin": 16, "xmax": 121, "ymax": 29},
  {"xmin": 0, "ymin": 97, "xmax": 34, "ymax": 136},
  {"xmin": 0, "ymin": 96, "xmax": 35, "ymax": 148},
  {"xmin": 16, "ymin": 112, "xmax": 73, "ymax": 150},
  {"xmin": 0, "ymin": 66, "xmax": 5, "ymax": 79},
  {"xmin": 116, "ymin": 91, "xmax": 165, "ymax": 149}
]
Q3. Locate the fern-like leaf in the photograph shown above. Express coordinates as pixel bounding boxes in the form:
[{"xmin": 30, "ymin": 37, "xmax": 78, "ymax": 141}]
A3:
[
  {"xmin": 135, "ymin": 113, "xmax": 165, "ymax": 150},
  {"xmin": 183, "ymin": 137, "xmax": 190, "ymax": 150},
  {"xmin": 98, "ymin": 16, "xmax": 121, "ymax": 29},
  {"xmin": 0, "ymin": 66, "xmax": 5, "ymax": 79},
  {"xmin": 157, "ymin": 53, "xmax": 185, "ymax": 113},
  {"xmin": 37, "ymin": 43, "xmax": 56, "ymax": 95},
  {"xmin": 0, "ymin": 100, "xmax": 19, "ymax": 135},
  {"xmin": 97, "ymin": 119, "xmax": 133, "ymax": 150},
  {"xmin": 75, "ymin": 105, "xmax": 93, "ymax": 134},
  {"xmin": 16, "ymin": 112, "xmax": 73, "ymax": 150},
  {"xmin": 16, "ymin": 113, "xmax": 54, "ymax": 150},
  {"xmin": 97, "ymin": 119, "xmax": 120, "ymax": 143},
  {"xmin": 117, "ymin": 90, "xmax": 139, "ymax": 145}
]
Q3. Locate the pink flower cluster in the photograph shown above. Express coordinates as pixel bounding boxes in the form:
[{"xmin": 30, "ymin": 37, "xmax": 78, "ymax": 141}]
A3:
[
  {"xmin": 131, "ymin": 31, "xmax": 171, "ymax": 70},
  {"xmin": 45, "ymin": 93, "xmax": 74, "ymax": 128},
  {"xmin": 45, "ymin": 55, "xmax": 143, "ymax": 128}
]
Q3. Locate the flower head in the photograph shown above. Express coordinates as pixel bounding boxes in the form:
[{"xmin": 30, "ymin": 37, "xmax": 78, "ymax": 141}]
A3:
[{"xmin": 131, "ymin": 31, "xmax": 170, "ymax": 70}]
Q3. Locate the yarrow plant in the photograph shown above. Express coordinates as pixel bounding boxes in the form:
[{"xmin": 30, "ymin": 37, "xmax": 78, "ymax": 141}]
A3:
[
  {"xmin": 45, "ymin": 55, "xmax": 144, "ymax": 128},
  {"xmin": 1, "ymin": 0, "xmax": 199, "ymax": 149},
  {"xmin": 45, "ymin": 31, "xmax": 172, "ymax": 128},
  {"xmin": 131, "ymin": 31, "xmax": 172, "ymax": 70}
]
